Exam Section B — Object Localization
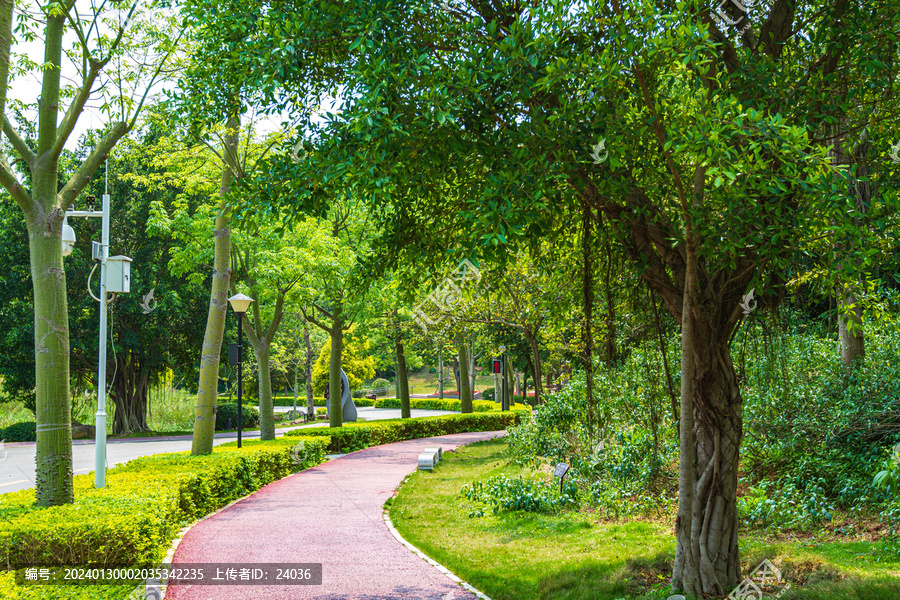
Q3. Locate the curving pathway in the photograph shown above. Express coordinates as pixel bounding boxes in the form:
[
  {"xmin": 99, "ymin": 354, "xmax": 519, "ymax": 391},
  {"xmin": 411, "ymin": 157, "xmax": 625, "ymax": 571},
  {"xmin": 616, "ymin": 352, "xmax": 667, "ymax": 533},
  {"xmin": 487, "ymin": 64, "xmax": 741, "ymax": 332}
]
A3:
[{"xmin": 165, "ymin": 430, "xmax": 505, "ymax": 600}]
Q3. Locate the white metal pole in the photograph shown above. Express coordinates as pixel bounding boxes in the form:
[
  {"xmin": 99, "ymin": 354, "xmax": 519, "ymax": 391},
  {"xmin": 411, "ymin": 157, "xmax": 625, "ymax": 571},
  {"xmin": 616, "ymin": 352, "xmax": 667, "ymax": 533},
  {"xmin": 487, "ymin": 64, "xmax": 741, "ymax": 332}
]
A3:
[{"xmin": 94, "ymin": 193, "xmax": 110, "ymax": 488}]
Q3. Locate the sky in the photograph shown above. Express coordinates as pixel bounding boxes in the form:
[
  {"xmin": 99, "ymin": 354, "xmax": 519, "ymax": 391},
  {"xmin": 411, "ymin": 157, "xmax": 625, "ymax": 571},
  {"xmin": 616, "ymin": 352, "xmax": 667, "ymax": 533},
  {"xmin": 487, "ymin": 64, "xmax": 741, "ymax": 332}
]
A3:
[{"xmin": 6, "ymin": 1, "xmax": 307, "ymax": 157}]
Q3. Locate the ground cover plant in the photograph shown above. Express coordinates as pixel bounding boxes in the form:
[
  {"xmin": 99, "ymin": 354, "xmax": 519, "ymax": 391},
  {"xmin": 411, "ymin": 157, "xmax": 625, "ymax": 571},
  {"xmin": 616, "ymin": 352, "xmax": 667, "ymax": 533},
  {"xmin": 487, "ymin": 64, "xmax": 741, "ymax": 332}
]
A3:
[{"xmin": 390, "ymin": 438, "xmax": 900, "ymax": 600}]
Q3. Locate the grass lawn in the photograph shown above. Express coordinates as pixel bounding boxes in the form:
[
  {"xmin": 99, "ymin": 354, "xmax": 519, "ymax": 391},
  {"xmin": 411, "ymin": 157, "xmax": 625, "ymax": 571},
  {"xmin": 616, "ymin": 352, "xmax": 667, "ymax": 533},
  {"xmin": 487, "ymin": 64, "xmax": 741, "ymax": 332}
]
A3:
[
  {"xmin": 406, "ymin": 370, "xmax": 500, "ymax": 395},
  {"xmin": 388, "ymin": 438, "xmax": 900, "ymax": 600}
]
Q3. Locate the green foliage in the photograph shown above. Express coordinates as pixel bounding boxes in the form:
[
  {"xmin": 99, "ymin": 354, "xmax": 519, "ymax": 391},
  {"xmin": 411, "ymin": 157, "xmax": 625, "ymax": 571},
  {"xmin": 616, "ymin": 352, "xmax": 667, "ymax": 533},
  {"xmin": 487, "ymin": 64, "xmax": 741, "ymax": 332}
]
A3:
[
  {"xmin": 507, "ymin": 367, "xmax": 678, "ymax": 517},
  {"xmin": 878, "ymin": 501, "xmax": 900, "ymax": 559},
  {"xmin": 481, "ymin": 387, "xmax": 494, "ymax": 401},
  {"xmin": 2, "ymin": 422, "xmax": 36, "ymax": 442},
  {"xmin": 214, "ymin": 403, "xmax": 260, "ymax": 431},
  {"xmin": 461, "ymin": 474, "xmax": 577, "ymax": 516},
  {"xmin": 284, "ymin": 411, "xmax": 526, "ymax": 453},
  {"xmin": 369, "ymin": 378, "xmax": 391, "ymax": 389},
  {"xmin": 739, "ymin": 316, "xmax": 900, "ymax": 509},
  {"xmin": 0, "ymin": 437, "xmax": 328, "ymax": 570},
  {"xmin": 311, "ymin": 335, "xmax": 376, "ymax": 394},
  {"xmin": 373, "ymin": 397, "xmax": 524, "ymax": 412},
  {"xmin": 873, "ymin": 443, "xmax": 900, "ymax": 498},
  {"xmin": 738, "ymin": 478, "xmax": 836, "ymax": 531}
]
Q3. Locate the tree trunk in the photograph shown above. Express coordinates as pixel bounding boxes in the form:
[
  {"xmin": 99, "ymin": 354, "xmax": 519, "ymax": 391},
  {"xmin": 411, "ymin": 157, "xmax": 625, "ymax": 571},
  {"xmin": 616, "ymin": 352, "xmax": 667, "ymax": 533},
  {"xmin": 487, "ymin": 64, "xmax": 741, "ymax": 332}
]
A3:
[
  {"xmin": 328, "ymin": 303, "xmax": 344, "ymax": 427},
  {"xmin": 256, "ymin": 344, "xmax": 275, "ymax": 439},
  {"xmin": 504, "ymin": 356, "xmax": 514, "ymax": 408},
  {"xmin": 835, "ymin": 125, "xmax": 869, "ymax": 370},
  {"xmin": 396, "ymin": 338, "xmax": 410, "ymax": 418},
  {"xmin": 191, "ymin": 112, "xmax": 239, "ymax": 455},
  {"xmin": 457, "ymin": 339, "xmax": 473, "ymax": 413},
  {"xmin": 438, "ymin": 348, "xmax": 444, "ymax": 400},
  {"xmin": 522, "ymin": 355, "xmax": 531, "ymax": 403},
  {"xmin": 29, "ymin": 222, "xmax": 74, "ymax": 506},
  {"xmin": 603, "ymin": 235, "xmax": 617, "ymax": 365},
  {"xmin": 304, "ymin": 322, "xmax": 315, "ymax": 419},
  {"xmin": 111, "ymin": 351, "xmax": 150, "ymax": 436},
  {"xmin": 582, "ymin": 201, "xmax": 595, "ymax": 435},
  {"xmin": 838, "ymin": 290, "xmax": 864, "ymax": 369},
  {"xmin": 469, "ymin": 339, "xmax": 477, "ymax": 394},
  {"xmin": 672, "ymin": 331, "xmax": 743, "ymax": 596},
  {"xmin": 527, "ymin": 332, "xmax": 543, "ymax": 404}
]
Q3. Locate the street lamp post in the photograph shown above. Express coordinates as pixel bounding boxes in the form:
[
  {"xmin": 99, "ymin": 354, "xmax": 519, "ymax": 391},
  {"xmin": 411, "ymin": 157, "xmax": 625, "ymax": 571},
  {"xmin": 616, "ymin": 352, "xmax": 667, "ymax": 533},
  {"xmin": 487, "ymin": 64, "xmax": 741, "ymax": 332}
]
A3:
[{"xmin": 228, "ymin": 294, "xmax": 254, "ymax": 448}]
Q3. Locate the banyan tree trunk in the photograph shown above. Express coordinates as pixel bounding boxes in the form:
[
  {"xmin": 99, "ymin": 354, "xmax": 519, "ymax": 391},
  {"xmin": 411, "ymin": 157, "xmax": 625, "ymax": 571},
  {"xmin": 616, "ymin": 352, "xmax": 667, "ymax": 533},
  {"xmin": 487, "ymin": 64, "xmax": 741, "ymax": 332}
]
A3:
[{"xmin": 111, "ymin": 352, "xmax": 151, "ymax": 436}]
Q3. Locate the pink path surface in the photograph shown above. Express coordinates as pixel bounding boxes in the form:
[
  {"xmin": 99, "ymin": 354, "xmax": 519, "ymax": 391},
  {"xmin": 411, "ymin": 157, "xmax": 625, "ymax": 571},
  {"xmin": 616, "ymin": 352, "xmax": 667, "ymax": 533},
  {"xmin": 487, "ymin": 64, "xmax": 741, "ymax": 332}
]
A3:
[{"xmin": 166, "ymin": 430, "xmax": 506, "ymax": 600}]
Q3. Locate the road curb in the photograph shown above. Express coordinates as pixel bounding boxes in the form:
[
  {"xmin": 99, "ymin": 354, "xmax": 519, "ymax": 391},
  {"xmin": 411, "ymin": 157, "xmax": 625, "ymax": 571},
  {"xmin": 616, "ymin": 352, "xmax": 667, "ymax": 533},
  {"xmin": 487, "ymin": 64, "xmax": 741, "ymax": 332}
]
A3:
[{"xmin": 382, "ymin": 510, "xmax": 492, "ymax": 600}]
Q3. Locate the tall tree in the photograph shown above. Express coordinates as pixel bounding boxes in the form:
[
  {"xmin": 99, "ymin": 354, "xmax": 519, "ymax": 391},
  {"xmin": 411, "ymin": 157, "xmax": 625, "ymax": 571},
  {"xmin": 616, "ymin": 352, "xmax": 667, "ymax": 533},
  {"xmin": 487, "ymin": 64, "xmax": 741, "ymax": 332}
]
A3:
[
  {"xmin": 0, "ymin": 1, "xmax": 178, "ymax": 505},
  {"xmin": 253, "ymin": 0, "xmax": 899, "ymax": 594}
]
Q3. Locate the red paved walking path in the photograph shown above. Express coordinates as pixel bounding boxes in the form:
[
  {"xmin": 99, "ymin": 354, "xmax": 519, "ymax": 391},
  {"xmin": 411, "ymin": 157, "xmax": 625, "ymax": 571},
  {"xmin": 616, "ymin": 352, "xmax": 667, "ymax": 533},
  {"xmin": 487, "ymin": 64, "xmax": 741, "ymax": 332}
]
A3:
[{"xmin": 166, "ymin": 430, "xmax": 505, "ymax": 600}]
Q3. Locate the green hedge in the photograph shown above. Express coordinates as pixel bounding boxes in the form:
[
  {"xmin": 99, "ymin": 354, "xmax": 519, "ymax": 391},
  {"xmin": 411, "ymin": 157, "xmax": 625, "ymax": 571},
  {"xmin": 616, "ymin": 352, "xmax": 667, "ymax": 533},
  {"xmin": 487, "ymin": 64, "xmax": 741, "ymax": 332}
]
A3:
[
  {"xmin": 373, "ymin": 397, "xmax": 490, "ymax": 411},
  {"xmin": 214, "ymin": 403, "xmax": 259, "ymax": 431},
  {"xmin": 0, "ymin": 436, "xmax": 328, "ymax": 571},
  {"xmin": 2, "ymin": 421, "xmax": 36, "ymax": 442},
  {"xmin": 239, "ymin": 396, "xmax": 375, "ymax": 408},
  {"xmin": 284, "ymin": 410, "xmax": 526, "ymax": 453},
  {"xmin": 373, "ymin": 397, "xmax": 528, "ymax": 413}
]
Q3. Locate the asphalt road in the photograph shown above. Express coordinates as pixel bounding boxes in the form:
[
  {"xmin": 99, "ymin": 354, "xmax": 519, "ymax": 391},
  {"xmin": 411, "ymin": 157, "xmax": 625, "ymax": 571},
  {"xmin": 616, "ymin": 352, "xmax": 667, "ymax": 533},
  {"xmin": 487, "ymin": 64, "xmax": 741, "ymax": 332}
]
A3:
[{"xmin": 0, "ymin": 407, "xmax": 456, "ymax": 494}]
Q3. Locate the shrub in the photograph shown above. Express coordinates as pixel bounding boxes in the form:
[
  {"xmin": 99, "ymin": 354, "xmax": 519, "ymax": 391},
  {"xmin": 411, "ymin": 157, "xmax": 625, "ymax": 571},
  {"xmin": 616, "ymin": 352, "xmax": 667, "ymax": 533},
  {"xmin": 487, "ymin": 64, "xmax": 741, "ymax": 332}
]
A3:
[
  {"xmin": 481, "ymin": 387, "xmax": 495, "ymax": 401},
  {"xmin": 3, "ymin": 421, "xmax": 36, "ymax": 442},
  {"xmin": 245, "ymin": 396, "xmax": 375, "ymax": 408},
  {"xmin": 873, "ymin": 442, "xmax": 900, "ymax": 497},
  {"xmin": 461, "ymin": 474, "xmax": 577, "ymax": 516},
  {"xmin": 0, "ymin": 436, "xmax": 328, "ymax": 570},
  {"xmin": 374, "ymin": 397, "xmax": 497, "ymax": 412},
  {"xmin": 738, "ymin": 478, "xmax": 836, "ymax": 530},
  {"xmin": 285, "ymin": 410, "xmax": 526, "ymax": 453},
  {"xmin": 370, "ymin": 378, "xmax": 391, "ymax": 389},
  {"xmin": 214, "ymin": 403, "xmax": 259, "ymax": 431}
]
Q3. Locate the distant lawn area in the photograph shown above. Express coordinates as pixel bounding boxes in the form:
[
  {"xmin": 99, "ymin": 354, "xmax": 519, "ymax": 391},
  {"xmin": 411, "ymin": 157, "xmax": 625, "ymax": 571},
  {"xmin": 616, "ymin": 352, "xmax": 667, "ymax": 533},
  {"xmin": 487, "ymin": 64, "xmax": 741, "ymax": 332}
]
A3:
[
  {"xmin": 388, "ymin": 439, "xmax": 900, "ymax": 600},
  {"xmin": 405, "ymin": 370, "xmax": 502, "ymax": 396}
]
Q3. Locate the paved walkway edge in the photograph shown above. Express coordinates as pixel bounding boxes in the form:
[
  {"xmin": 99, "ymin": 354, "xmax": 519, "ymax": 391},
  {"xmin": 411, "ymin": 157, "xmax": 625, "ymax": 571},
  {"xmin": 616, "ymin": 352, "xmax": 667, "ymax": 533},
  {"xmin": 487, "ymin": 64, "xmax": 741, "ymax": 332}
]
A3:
[{"xmin": 382, "ymin": 510, "xmax": 492, "ymax": 600}]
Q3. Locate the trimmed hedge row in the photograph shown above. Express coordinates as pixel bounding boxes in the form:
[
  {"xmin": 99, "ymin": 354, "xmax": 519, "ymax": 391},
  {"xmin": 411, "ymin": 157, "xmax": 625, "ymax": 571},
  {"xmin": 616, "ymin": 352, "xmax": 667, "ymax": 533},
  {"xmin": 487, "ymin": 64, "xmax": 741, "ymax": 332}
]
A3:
[
  {"xmin": 373, "ymin": 397, "xmax": 529, "ymax": 413},
  {"xmin": 373, "ymin": 398, "xmax": 495, "ymax": 412},
  {"xmin": 0, "ymin": 436, "xmax": 328, "ymax": 570},
  {"xmin": 214, "ymin": 403, "xmax": 259, "ymax": 431},
  {"xmin": 2, "ymin": 422, "xmax": 37, "ymax": 442},
  {"xmin": 284, "ymin": 410, "xmax": 526, "ymax": 453},
  {"xmin": 240, "ymin": 396, "xmax": 376, "ymax": 408}
]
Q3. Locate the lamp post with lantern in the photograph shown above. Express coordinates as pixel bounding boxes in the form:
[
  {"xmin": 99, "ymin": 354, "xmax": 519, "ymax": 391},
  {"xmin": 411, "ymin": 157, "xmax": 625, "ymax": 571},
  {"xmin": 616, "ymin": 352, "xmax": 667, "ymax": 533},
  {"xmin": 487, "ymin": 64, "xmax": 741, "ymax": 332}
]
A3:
[{"xmin": 228, "ymin": 293, "xmax": 254, "ymax": 448}]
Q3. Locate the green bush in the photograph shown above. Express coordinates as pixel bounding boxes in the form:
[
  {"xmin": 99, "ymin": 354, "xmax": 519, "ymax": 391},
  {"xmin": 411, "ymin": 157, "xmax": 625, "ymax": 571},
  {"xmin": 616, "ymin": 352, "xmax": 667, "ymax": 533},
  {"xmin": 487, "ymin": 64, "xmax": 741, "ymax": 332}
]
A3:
[
  {"xmin": 285, "ymin": 410, "xmax": 526, "ymax": 453},
  {"xmin": 373, "ymin": 397, "xmax": 486, "ymax": 411},
  {"xmin": 243, "ymin": 396, "xmax": 375, "ymax": 408},
  {"xmin": 214, "ymin": 403, "xmax": 259, "ymax": 431},
  {"xmin": 369, "ymin": 378, "xmax": 391, "ymax": 389},
  {"xmin": 372, "ymin": 397, "xmax": 525, "ymax": 412},
  {"xmin": 738, "ymin": 478, "xmax": 835, "ymax": 530},
  {"xmin": 461, "ymin": 474, "xmax": 577, "ymax": 516},
  {"xmin": 0, "ymin": 436, "xmax": 328, "ymax": 570},
  {"xmin": 2, "ymin": 421, "xmax": 36, "ymax": 442},
  {"xmin": 481, "ymin": 387, "xmax": 495, "ymax": 401}
]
